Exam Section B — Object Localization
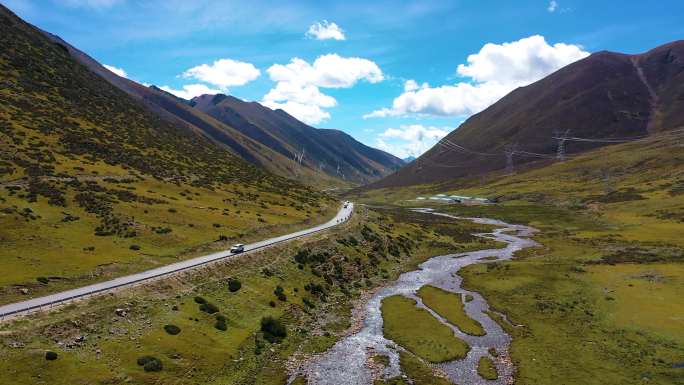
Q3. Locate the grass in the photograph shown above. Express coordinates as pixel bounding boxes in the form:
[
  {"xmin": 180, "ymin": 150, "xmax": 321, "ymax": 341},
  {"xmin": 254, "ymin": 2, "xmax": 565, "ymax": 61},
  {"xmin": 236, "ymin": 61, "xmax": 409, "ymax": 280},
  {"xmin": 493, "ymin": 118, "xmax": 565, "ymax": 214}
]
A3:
[
  {"xmin": 0, "ymin": 8, "xmax": 339, "ymax": 304},
  {"xmin": 0, "ymin": 206, "xmax": 489, "ymax": 385},
  {"xmin": 381, "ymin": 295, "xmax": 469, "ymax": 363},
  {"xmin": 353, "ymin": 132, "xmax": 684, "ymax": 385},
  {"xmin": 477, "ymin": 356, "xmax": 498, "ymax": 380},
  {"xmin": 417, "ymin": 285, "xmax": 485, "ymax": 336}
]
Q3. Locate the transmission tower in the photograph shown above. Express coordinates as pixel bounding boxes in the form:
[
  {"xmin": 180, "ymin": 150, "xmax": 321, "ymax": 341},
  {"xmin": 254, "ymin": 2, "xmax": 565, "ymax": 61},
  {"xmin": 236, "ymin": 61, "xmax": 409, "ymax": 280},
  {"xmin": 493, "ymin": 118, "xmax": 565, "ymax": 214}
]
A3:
[
  {"xmin": 554, "ymin": 129, "xmax": 571, "ymax": 161},
  {"xmin": 504, "ymin": 144, "xmax": 518, "ymax": 175}
]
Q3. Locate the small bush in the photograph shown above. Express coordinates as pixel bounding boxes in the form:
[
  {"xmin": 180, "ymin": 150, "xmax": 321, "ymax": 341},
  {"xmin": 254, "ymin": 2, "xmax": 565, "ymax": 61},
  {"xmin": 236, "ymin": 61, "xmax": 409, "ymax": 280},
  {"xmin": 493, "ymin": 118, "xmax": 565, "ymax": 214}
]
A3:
[
  {"xmin": 130, "ymin": 244, "xmax": 141, "ymax": 251},
  {"xmin": 269, "ymin": 300, "xmax": 276, "ymax": 307},
  {"xmin": 274, "ymin": 286, "xmax": 287, "ymax": 302},
  {"xmin": 200, "ymin": 302, "xmax": 219, "ymax": 314},
  {"xmin": 194, "ymin": 296, "xmax": 206, "ymax": 304},
  {"xmin": 260, "ymin": 316, "xmax": 287, "ymax": 343},
  {"xmin": 36, "ymin": 277, "xmax": 49, "ymax": 284},
  {"xmin": 163, "ymin": 324, "xmax": 181, "ymax": 335},
  {"xmin": 215, "ymin": 319, "xmax": 227, "ymax": 331},
  {"xmin": 137, "ymin": 356, "xmax": 163, "ymax": 372},
  {"xmin": 228, "ymin": 279, "xmax": 242, "ymax": 293},
  {"xmin": 45, "ymin": 351, "xmax": 58, "ymax": 361}
]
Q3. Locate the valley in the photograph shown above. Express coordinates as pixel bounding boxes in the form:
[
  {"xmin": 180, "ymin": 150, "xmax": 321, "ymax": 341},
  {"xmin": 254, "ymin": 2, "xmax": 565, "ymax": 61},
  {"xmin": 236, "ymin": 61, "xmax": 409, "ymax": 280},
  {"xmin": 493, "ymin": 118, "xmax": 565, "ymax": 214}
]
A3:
[{"xmin": 1, "ymin": 2, "xmax": 684, "ymax": 385}]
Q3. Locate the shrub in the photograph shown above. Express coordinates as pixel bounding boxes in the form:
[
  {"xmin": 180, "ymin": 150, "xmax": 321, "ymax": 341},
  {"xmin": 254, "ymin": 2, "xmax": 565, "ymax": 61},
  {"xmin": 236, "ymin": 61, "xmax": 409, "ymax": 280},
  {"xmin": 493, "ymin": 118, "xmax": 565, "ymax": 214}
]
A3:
[
  {"xmin": 199, "ymin": 302, "xmax": 219, "ymax": 314},
  {"xmin": 228, "ymin": 279, "xmax": 242, "ymax": 293},
  {"xmin": 45, "ymin": 351, "xmax": 58, "ymax": 361},
  {"xmin": 36, "ymin": 277, "xmax": 49, "ymax": 284},
  {"xmin": 215, "ymin": 319, "xmax": 227, "ymax": 331},
  {"xmin": 194, "ymin": 296, "xmax": 206, "ymax": 304},
  {"xmin": 163, "ymin": 324, "xmax": 181, "ymax": 335},
  {"xmin": 260, "ymin": 316, "xmax": 287, "ymax": 343},
  {"xmin": 269, "ymin": 301, "xmax": 276, "ymax": 307},
  {"xmin": 130, "ymin": 244, "xmax": 141, "ymax": 251},
  {"xmin": 137, "ymin": 356, "xmax": 163, "ymax": 372},
  {"xmin": 274, "ymin": 286, "xmax": 287, "ymax": 302}
]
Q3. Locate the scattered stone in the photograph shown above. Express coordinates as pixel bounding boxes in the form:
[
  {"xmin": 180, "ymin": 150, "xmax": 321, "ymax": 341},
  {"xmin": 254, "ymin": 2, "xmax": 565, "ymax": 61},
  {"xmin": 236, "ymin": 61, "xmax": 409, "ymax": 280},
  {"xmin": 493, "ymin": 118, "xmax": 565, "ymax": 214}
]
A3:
[
  {"xmin": 19, "ymin": 288, "xmax": 28, "ymax": 295},
  {"xmin": 115, "ymin": 308, "xmax": 127, "ymax": 317}
]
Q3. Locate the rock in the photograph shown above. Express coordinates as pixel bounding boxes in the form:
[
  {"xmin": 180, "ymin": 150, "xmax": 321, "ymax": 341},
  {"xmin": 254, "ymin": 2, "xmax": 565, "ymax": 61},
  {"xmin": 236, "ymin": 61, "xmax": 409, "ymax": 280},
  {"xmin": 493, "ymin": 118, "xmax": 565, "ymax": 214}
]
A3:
[
  {"xmin": 115, "ymin": 308, "xmax": 127, "ymax": 317},
  {"xmin": 19, "ymin": 288, "xmax": 28, "ymax": 295},
  {"xmin": 8, "ymin": 341, "xmax": 25, "ymax": 349}
]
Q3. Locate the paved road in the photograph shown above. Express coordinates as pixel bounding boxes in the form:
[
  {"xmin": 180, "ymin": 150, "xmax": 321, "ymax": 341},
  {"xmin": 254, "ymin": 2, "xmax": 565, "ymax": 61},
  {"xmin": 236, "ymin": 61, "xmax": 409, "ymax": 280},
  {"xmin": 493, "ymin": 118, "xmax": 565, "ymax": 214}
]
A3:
[{"xmin": 0, "ymin": 203, "xmax": 354, "ymax": 320}]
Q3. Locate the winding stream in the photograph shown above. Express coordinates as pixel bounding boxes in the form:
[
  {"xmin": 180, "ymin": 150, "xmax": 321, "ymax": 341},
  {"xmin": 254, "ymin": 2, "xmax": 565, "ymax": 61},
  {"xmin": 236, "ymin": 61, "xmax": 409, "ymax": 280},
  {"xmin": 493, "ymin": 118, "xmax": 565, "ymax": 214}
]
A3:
[{"xmin": 292, "ymin": 209, "xmax": 538, "ymax": 385}]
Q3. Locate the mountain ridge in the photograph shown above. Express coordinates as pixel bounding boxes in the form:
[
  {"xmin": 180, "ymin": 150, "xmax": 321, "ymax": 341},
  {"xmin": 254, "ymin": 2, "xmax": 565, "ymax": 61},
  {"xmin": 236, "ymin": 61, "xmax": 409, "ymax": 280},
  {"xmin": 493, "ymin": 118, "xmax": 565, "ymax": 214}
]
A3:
[
  {"xmin": 190, "ymin": 93, "xmax": 405, "ymax": 184},
  {"xmin": 370, "ymin": 40, "xmax": 684, "ymax": 189}
]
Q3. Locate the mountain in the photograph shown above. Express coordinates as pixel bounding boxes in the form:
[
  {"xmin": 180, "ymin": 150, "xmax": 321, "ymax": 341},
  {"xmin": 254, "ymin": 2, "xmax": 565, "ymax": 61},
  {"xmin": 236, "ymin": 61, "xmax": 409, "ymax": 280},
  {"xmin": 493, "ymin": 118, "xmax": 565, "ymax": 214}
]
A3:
[
  {"xmin": 190, "ymin": 94, "xmax": 404, "ymax": 184},
  {"xmin": 39, "ymin": 29, "xmax": 401, "ymax": 187},
  {"xmin": 371, "ymin": 40, "xmax": 684, "ymax": 188},
  {"xmin": 403, "ymin": 156, "xmax": 417, "ymax": 163},
  {"xmin": 0, "ymin": 4, "xmax": 336, "ymax": 296},
  {"xmin": 39, "ymin": 32, "xmax": 347, "ymax": 188}
]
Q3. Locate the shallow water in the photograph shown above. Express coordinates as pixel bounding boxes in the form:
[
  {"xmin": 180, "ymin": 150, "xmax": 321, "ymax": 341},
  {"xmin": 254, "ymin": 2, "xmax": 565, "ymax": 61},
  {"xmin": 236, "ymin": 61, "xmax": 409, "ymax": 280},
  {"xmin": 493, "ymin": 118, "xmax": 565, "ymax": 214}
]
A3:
[{"xmin": 293, "ymin": 210, "xmax": 538, "ymax": 385}]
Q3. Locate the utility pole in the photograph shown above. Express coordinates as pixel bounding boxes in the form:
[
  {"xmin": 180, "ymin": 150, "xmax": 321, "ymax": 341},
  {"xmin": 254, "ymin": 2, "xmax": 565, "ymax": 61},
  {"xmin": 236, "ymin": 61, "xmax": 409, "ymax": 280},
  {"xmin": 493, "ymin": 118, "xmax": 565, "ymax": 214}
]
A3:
[
  {"xmin": 504, "ymin": 144, "xmax": 518, "ymax": 175},
  {"xmin": 553, "ymin": 129, "xmax": 571, "ymax": 161}
]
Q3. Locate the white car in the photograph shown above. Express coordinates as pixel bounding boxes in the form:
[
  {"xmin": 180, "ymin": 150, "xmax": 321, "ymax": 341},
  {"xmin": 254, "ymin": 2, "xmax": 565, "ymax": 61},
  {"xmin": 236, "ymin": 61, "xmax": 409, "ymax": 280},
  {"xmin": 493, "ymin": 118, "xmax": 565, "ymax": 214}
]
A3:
[{"xmin": 230, "ymin": 244, "xmax": 245, "ymax": 253}]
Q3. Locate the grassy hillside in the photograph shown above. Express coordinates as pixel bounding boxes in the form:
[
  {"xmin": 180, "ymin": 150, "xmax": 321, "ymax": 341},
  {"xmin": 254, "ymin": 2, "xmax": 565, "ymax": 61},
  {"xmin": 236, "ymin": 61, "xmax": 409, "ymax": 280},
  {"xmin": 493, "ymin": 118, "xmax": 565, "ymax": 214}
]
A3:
[
  {"xmin": 373, "ymin": 40, "xmax": 684, "ymax": 189},
  {"xmin": 191, "ymin": 94, "xmax": 404, "ymax": 185},
  {"xmin": 0, "ymin": 6, "xmax": 335, "ymax": 303},
  {"xmin": 0, "ymin": 207, "xmax": 497, "ymax": 385},
  {"xmin": 353, "ymin": 133, "xmax": 684, "ymax": 384},
  {"xmin": 41, "ymin": 27, "xmax": 348, "ymax": 189}
]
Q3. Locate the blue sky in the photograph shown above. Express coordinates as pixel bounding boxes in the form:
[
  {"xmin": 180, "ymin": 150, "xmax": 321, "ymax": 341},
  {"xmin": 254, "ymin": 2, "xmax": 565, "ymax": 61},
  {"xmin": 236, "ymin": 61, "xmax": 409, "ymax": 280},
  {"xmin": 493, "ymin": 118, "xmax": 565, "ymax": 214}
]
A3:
[{"xmin": 5, "ymin": 0, "xmax": 684, "ymax": 158}]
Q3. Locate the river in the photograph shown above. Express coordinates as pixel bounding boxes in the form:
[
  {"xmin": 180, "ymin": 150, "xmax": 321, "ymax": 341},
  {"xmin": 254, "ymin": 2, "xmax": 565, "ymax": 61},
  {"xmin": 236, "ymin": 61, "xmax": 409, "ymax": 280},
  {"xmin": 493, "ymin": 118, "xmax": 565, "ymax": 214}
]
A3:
[{"xmin": 291, "ymin": 209, "xmax": 538, "ymax": 385}]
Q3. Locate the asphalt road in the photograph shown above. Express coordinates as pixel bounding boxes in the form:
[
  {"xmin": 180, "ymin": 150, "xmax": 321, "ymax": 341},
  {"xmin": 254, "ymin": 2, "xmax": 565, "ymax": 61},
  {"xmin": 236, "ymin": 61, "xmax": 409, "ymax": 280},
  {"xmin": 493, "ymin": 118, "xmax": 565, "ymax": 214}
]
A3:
[{"xmin": 0, "ymin": 202, "xmax": 354, "ymax": 320}]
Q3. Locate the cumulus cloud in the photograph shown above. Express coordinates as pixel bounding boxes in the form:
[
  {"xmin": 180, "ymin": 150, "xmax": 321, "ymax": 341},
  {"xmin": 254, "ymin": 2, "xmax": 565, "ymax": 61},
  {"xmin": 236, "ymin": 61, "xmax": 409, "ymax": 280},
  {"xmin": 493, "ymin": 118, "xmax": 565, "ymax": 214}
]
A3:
[
  {"xmin": 182, "ymin": 59, "xmax": 260, "ymax": 90},
  {"xmin": 159, "ymin": 84, "xmax": 222, "ymax": 100},
  {"xmin": 365, "ymin": 35, "xmax": 589, "ymax": 119},
  {"xmin": 548, "ymin": 0, "xmax": 558, "ymax": 12},
  {"xmin": 103, "ymin": 64, "xmax": 127, "ymax": 78},
  {"xmin": 306, "ymin": 20, "xmax": 346, "ymax": 41},
  {"xmin": 376, "ymin": 124, "xmax": 451, "ymax": 158},
  {"xmin": 263, "ymin": 54, "xmax": 383, "ymax": 124}
]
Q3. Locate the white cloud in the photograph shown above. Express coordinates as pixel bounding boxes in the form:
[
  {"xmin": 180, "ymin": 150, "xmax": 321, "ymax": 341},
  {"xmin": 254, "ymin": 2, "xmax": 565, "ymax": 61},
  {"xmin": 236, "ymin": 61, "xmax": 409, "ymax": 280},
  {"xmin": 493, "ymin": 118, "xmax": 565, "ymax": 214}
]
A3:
[
  {"xmin": 365, "ymin": 35, "xmax": 589, "ymax": 119},
  {"xmin": 376, "ymin": 124, "xmax": 451, "ymax": 158},
  {"xmin": 263, "ymin": 54, "xmax": 383, "ymax": 124},
  {"xmin": 455, "ymin": 35, "xmax": 586, "ymax": 84},
  {"xmin": 182, "ymin": 58, "xmax": 260, "ymax": 90},
  {"xmin": 159, "ymin": 84, "xmax": 222, "ymax": 100},
  {"xmin": 103, "ymin": 64, "xmax": 127, "ymax": 78},
  {"xmin": 548, "ymin": 0, "xmax": 558, "ymax": 12},
  {"xmin": 306, "ymin": 20, "xmax": 346, "ymax": 41}
]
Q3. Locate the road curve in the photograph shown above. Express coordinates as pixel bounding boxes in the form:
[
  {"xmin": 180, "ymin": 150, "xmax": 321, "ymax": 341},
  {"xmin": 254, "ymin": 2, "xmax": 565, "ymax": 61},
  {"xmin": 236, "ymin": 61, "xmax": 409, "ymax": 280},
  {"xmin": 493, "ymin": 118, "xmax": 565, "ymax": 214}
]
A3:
[{"xmin": 0, "ymin": 203, "xmax": 354, "ymax": 321}]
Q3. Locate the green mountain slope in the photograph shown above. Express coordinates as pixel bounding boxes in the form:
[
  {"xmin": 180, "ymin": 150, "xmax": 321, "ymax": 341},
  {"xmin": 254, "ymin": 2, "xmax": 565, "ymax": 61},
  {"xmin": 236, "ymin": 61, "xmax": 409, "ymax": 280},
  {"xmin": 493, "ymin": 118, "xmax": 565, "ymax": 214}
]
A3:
[
  {"xmin": 0, "ymin": 5, "xmax": 335, "ymax": 303},
  {"xmin": 40, "ymin": 32, "xmax": 347, "ymax": 188}
]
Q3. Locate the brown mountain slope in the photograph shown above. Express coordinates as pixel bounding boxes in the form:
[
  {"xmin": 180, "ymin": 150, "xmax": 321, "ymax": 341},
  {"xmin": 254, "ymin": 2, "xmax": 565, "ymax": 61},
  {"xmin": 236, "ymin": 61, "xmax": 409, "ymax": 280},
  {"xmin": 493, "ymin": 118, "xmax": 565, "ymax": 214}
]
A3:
[
  {"xmin": 191, "ymin": 94, "xmax": 404, "ymax": 184},
  {"xmin": 39, "ymin": 31, "xmax": 347, "ymax": 187},
  {"xmin": 372, "ymin": 40, "xmax": 684, "ymax": 189}
]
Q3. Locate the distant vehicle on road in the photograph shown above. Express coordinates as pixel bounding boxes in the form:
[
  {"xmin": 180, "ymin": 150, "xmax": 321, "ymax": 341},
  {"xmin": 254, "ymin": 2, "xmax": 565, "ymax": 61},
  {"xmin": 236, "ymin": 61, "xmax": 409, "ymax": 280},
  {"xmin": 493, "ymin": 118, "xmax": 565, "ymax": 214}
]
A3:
[{"xmin": 230, "ymin": 244, "xmax": 245, "ymax": 253}]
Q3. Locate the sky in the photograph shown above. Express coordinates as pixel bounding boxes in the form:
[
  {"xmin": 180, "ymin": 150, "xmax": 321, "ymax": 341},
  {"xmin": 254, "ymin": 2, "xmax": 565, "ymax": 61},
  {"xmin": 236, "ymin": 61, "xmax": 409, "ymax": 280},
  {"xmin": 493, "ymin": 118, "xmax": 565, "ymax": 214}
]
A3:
[{"xmin": 5, "ymin": 0, "xmax": 684, "ymax": 159}]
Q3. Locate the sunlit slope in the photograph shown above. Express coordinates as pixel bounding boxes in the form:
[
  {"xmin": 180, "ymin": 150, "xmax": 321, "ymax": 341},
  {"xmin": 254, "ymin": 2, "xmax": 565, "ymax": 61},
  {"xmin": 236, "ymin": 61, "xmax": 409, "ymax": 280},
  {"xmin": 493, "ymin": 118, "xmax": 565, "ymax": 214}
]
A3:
[
  {"xmin": 371, "ymin": 40, "xmax": 684, "ymax": 189},
  {"xmin": 0, "ymin": 5, "xmax": 336, "ymax": 303}
]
